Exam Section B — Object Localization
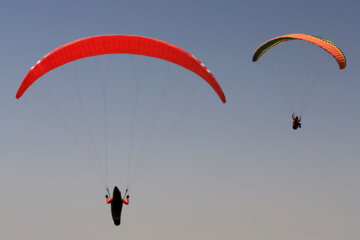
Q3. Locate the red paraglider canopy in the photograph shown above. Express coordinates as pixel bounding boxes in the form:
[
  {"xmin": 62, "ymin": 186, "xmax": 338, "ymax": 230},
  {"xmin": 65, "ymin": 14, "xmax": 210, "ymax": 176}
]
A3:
[{"xmin": 16, "ymin": 35, "xmax": 226, "ymax": 103}]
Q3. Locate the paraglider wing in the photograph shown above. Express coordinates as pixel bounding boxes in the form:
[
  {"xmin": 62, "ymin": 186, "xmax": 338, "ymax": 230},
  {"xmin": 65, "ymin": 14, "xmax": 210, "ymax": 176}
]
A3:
[
  {"xmin": 16, "ymin": 35, "xmax": 226, "ymax": 103},
  {"xmin": 252, "ymin": 33, "xmax": 346, "ymax": 70}
]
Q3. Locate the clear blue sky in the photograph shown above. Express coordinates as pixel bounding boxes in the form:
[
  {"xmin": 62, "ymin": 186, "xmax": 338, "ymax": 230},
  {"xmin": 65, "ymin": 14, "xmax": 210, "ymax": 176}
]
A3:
[{"xmin": 0, "ymin": 0, "xmax": 359, "ymax": 239}]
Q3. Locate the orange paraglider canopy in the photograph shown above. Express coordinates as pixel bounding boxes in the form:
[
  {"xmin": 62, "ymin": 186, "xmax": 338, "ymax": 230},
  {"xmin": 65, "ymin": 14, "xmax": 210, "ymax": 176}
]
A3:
[{"xmin": 252, "ymin": 33, "xmax": 346, "ymax": 70}]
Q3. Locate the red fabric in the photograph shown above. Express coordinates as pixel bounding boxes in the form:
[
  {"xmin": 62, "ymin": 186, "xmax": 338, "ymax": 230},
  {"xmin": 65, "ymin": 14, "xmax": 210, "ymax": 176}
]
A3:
[
  {"xmin": 121, "ymin": 198, "xmax": 129, "ymax": 205},
  {"xmin": 106, "ymin": 197, "xmax": 113, "ymax": 204},
  {"xmin": 16, "ymin": 35, "xmax": 226, "ymax": 103}
]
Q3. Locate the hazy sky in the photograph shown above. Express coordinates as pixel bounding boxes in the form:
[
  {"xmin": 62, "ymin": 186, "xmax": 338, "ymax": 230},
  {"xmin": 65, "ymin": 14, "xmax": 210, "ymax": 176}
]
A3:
[{"xmin": 0, "ymin": 0, "xmax": 359, "ymax": 239}]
